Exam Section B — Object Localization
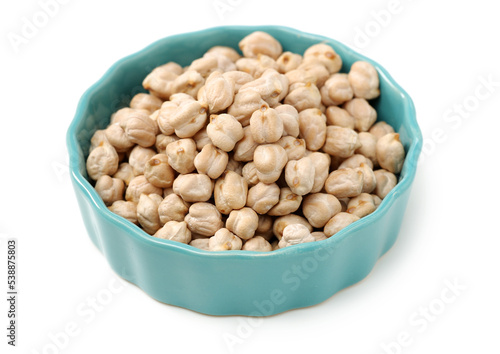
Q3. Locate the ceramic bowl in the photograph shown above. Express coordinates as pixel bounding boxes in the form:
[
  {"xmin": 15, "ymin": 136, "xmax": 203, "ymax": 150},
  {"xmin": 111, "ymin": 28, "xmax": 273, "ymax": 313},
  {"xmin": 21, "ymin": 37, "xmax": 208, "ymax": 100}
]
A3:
[{"xmin": 67, "ymin": 26, "xmax": 422, "ymax": 316}]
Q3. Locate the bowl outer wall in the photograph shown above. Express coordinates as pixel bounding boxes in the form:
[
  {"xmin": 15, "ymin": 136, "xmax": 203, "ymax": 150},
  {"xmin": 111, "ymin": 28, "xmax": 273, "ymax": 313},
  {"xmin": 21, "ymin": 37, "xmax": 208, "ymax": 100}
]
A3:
[{"xmin": 67, "ymin": 26, "xmax": 422, "ymax": 316}]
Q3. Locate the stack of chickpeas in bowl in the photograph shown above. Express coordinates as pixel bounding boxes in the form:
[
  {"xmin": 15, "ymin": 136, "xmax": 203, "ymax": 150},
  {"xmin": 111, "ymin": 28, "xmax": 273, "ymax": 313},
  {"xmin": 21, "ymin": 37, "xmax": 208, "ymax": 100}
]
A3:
[{"xmin": 86, "ymin": 31, "xmax": 405, "ymax": 252}]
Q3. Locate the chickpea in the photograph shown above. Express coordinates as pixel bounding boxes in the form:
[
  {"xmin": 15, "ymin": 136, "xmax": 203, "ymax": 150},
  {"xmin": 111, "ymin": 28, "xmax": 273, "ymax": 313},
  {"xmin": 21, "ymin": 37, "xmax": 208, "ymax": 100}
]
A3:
[
  {"xmin": 376, "ymin": 133, "xmax": 405, "ymax": 174},
  {"xmin": 276, "ymin": 136, "xmax": 306, "ymax": 161},
  {"xmin": 113, "ymin": 162, "xmax": 135, "ymax": 186},
  {"xmin": 204, "ymin": 71, "xmax": 235, "ymax": 113},
  {"xmin": 128, "ymin": 145, "xmax": 156, "ymax": 175},
  {"xmin": 239, "ymin": 69, "xmax": 289, "ymax": 106},
  {"xmin": 343, "ymin": 98, "xmax": 377, "ymax": 132},
  {"xmin": 171, "ymin": 70, "xmax": 204, "ymax": 98},
  {"xmin": 285, "ymin": 156, "xmax": 315, "ymax": 196},
  {"xmin": 233, "ymin": 126, "xmax": 259, "ymax": 162},
  {"xmin": 125, "ymin": 175, "xmax": 163, "ymax": 203},
  {"xmin": 297, "ymin": 61, "xmax": 330, "ymax": 87},
  {"xmin": 311, "ymin": 232, "xmax": 328, "ymax": 242},
  {"xmin": 323, "ymin": 212, "xmax": 360, "ymax": 237},
  {"xmin": 105, "ymin": 123, "xmax": 134, "ymax": 152},
  {"xmin": 285, "ymin": 69, "xmax": 317, "ymax": 87},
  {"xmin": 172, "ymin": 174, "xmax": 213, "ymax": 202},
  {"xmin": 194, "ymin": 144, "xmax": 228, "ymax": 179},
  {"xmin": 253, "ymin": 144, "xmax": 288, "ymax": 183},
  {"xmin": 276, "ymin": 51, "xmax": 302, "ymax": 73},
  {"xmin": 356, "ymin": 163, "xmax": 377, "ymax": 194},
  {"xmin": 239, "ymin": 31, "xmax": 282, "ymax": 60},
  {"xmin": 228, "ymin": 89, "xmax": 267, "ymax": 127},
  {"xmin": 124, "ymin": 109, "xmax": 157, "ymax": 147},
  {"xmin": 348, "ymin": 61, "xmax": 380, "ymax": 100},
  {"xmin": 154, "ymin": 221, "xmax": 192, "ymax": 244},
  {"xmin": 278, "ymin": 224, "xmax": 315, "ymax": 248},
  {"xmin": 188, "ymin": 55, "xmax": 219, "ymax": 78},
  {"xmin": 214, "ymin": 170, "xmax": 248, "ymax": 214},
  {"xmin": 347, "ymin": 193, "xmax": 376, "ymax": 218},
  {"xmin": 236, "ymin": 55, "xmax": 279, "ymax": 79},
  {"xmin": 372, "ymin": 194, "xmax": 382, "ymax": 208},
  {"xmin": 144, "ymin": 154, "xmax": 175, "ymax": 188},
  {"xmin": 193, "ymin": 128, "xmax": 212, "ymax": 151},
  {"xmin": 246, "ymin": 182, "xmax": 280, "ymax": 214},
  {"xmin": 157, "ymin": 101, "xmax": 177, "ymax": 136},
  {"xmin": 373, "ymin": 169, "xmax": 397, "ymax": 199},
  {"xmin": 356, "ymin": 132, "xmax": 378, "ymax": 166},
  {"xmin": 142, "ymin": 62, "xmax": 182, "ymax": 100},
  {"xmin": 225, "ymin": 156, "xmax": 243, "ymax": 175},
  {"xmin": 222, "ymin": 71, "xmax": 254, "ymax": 93},
  {"xmin": 338, "ymin": 154, "xmax": 373, "ymax": 170},
  {"xmin": 323, "ymin": 126, "xmax": 361, "ymax": 158},
  {"xmin": 369, "ymin": 121, "xmax": 395, "ymax": 140},
  {"xmin": 309, "ymin": 152, "xmax": 331, "ymax": 193},
  {"xmin": 298, "ymin": 108, "xmax": 327, "ymax": 151},
  {"xmin": 325, "ymin": 106, "xmax": 356, "ymax": 129},
  {"xmin": 137, "ymin": 193, "xmax": 163, "ymax": 235},
  {"xmin": 108, "ymin": 200, "xmax": 138, "ymax": 225},
  {"xmin": 275, "ymin": 104, "xmax": 300, "ymax": 137},
  {"xmin": 208, "ymin": 228, "xmax": 243, "ymax": 251},
  {"xmin": 242, "ymin": 236, "xmax": 272, "ymax": 251},
  {"xmin": 324, "ymin": 168, "xmax": 364, "ymax": 198},
  {"xmin": 129, "ymin": 93, "xmax": 163, "ymax": 113},
  {"xmin": 86, "ymin": 141, "xmax": 119, "ymax": 181},
  {"xmin": 303, "ymin": 43, "xmax": 342, "ymax": 74},
  {"xmin": 268, "ymin": 187, "xmax": 302, "ymax": 216},
  {"xmin": 165, "ymin": 138, "xmax": 197, "ymax": 174},
  {"xmin": 226, "ymin": 207, "xmax": 259, "ymax": 240},
  {"xmin": 158, "ymin": 194, "xmax": 189, "ymax": 224},
  {"xmin": 184, "ymin": 202, "xmax": 224, "ymax": 237},
  {"xmin": 273, "ymin": 214, "xmax": 312, "ymax": 240},
  {"xmin": 155, "ymin": 134, "xmax": 179, "ymax": 154},
  {"xmin": 302, "ymin": 193, "xmax": 341, "ymax": 228},
  {"xmin": 89, "ymin": 129, "xmax": 108, "ymax": 152},
  {"xmin": 284, "ymin": 82, "xmax": 322, "ymax": 112},
  {"xmin": 250, "ymin": 105, "xmax": 283, "ymax": 144},
  {"xmin": 241, "ymin": 162, "xmax": 259, "ymax": 187},
  {"xmin": 206, "ymin": 114, "xmax": 244, "ymax": 152},
  {"xmin": 256, "ymin": 214, "xmax": 274, "ymax": 241},
  {"xmin": 320, "ymin": 73, "xmax": 353, "ymax": 106},
  {"xmin": 207, "ymin": 46, "xmax": 241, "ymax": 62},
  {"xmin": 95, "ymin": 175, "xmax": 125, "ymax": 206},
  {"xmin": 189, "ymin": 238, "xmax": 210, "ymax": 250}
]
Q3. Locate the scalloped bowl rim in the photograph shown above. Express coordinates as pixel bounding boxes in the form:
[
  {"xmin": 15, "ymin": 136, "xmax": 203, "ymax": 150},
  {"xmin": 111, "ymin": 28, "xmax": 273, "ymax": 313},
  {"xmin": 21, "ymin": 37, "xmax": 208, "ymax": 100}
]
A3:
[{"xmin": 67, "ymin": 25, "xmax": 422, "ymax": 260}]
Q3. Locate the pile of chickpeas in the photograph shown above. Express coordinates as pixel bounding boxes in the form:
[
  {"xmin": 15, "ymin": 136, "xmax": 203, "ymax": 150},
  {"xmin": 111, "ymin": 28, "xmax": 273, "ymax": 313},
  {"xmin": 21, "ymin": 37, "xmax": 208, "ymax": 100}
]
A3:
[{"xmin": 86, "ymin": 31, "xmax": 405, "ymax": 252}]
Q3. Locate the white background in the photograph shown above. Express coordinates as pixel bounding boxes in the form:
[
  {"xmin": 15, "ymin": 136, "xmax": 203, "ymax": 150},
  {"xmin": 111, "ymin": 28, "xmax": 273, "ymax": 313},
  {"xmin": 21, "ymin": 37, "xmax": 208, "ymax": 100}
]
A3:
[{"xmin": 1, "ymin": 0, "xmax": 499, "ymax": 353}]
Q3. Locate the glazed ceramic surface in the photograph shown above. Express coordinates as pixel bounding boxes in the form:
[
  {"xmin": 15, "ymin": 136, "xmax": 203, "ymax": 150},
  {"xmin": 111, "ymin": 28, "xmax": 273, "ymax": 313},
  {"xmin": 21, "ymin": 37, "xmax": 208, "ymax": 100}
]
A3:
[{"xmin": 67, "ymin": 26, "xmax": 422, "ymax": 316}]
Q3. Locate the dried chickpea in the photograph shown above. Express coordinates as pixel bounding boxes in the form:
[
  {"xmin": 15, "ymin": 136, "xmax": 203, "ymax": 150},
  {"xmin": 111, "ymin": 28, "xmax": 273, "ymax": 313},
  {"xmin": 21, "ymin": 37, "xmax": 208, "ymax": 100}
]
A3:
[
  {"xmin": 320, "ymin": 73, "xmax": 353, "ymax": 106},
  {"xmin": 189, "ymin": 238, "xmax": 210, "ymax": 250},
  {"xmin": 89, "ymin": 129, "xmax": 108, "ymax": 152},
  {"xmin": 347, "ymin": 193, "xmax": 376, "ymax": 218},
  {"xmin": 165, "ymin": 138, "xmax": 197, "ymax": 174},
  {"xmin": 372, "ymin": 194, "xmax": 382, "ymax": 208},
  {"xmin": 204, "ymin": 71, "xmax": 234, "ymax": 113},
  {"xmin": 185, "ymin": 202, "xmax": 224, "ymax": 237},
  {"xmin": 137, "ymin": 193, "xmax": 163, "ymax": 235},
  {"xmin": 343, "ymin": 98, "xmax": 377, "ymax": 132},
  {"xmin": 128, "ymin": 145, "xmax": 156, "ymax": 175},
  {"xmin": 155, "ymin": 134, "xmax": 179, "ymax": 154},
  {"xmin": 323, "ymin": 126, "xmax": 361, "ymax": 158},
  {"xmin": 144, "ymin": 154, "xmax": 175, "ymax": 188},
  {"xmin": 324, "ymin": 212, "xmax": 360, "ymax": 237},
  {"xmin": 348, "ymin": 61, "xmax": 380, "ymax": 100},
  {"xmin": 324, "ymin": 168, "xmax": 364, "ymax": 198},
  {"xmin": 268, "ymin": 187, "xmax": 302, "ymax": 216},
  {"xmin": 297, "ymin": 61, "xmax": 330, "ymax": 87},
  {"xmin": 311, "ymin": 232, "xmax": 328, "ymax": 242},
  {"xmin": 86, "ymin": 141, "xmax": 119, "ymax": 181},
  {"xmin": 154, "ymin": 221, "xmax": 192, "ymax": 244},
  {"xmin": 105, "ymin": 123, "xmax": 134, "ymax": 152},
  {"xmin": 302, "ymin": 193, "xmax": 341, "ymax": 228},
  {"xmin": 303, "ymin": 43, "xmax": 342, "ymax": 74},
  {"xmin": 356, "ymin": 132, "xmax": 378, "ymax": 166},
  {"xmin": 253, "ymin": 144, "xmax": 288, "ymax": 183},
  {"xmin": 226, "ymin": 207, "xmax": 259, "ymax": 240},
  {"xmin": 172, "ymin": 174, "xmax": 213, "ymax": 203},
  {"xmin": 278, "ymin": 224, "xmax": 315, "ymax": 248},
  {"xmin": 157, "ymin": 101, "xmax": 177, "ymax": 136},
  {"xmin": 369, "ymin": 121, "xmax": 395, "ymax": 140},
  {"xmin": 308, "ymin": 152, "xmax": 331, "ymax": 193},
  {"xmin": 206, "ymin": 114, "xmax": 244, "ymax": 152},
  {"xmin": 207, "ymin": 46, "xmax": 241, "ymax": 62},
  {"xmin": 338, "ymin": 154, "xmax": 373, "ymax": 170},
  {"xmin": 285, "ymin": 69, "xmax": 317, "ymax": 87},
  {"xmin": 214, "ymin": 171, "xmax": 248, "ymax": 214},
  {"xmin": 222, "ymin": 71, "xmax": 254, "ymax": 93},
  {"xmin": 276, "ymin": 136, "xmax": 306, "ymax": 161},
  {"xmin": 285, "ymin": 82, "xmax": 322, "ymax": 112},
  {"xmin": 285, "ymin": 156, "xmax": 315, "ymax": 196},
  {"xmin": 194, "ymin": 144, "xmax": 228, "ymax": 179},
  {"xmin": 242, "ymin": 236, "xmax": 273, "ymax": 252},
  {"xmin": 373, "ymin": 169, "xmax": 397, "ymax": 199},
  {"xmin": 376, "ymin": 133, "xmax": 405, "ymax": 174},
  {"xmin": 108, "ymin": 200, "xmax": 138, "ymax": 225},
  {"xmin": 233, "ymin": 126, "xmax": 259, "ymax": 162},
  {"xmin": 239, "ymin": 31, "xmax": 282, "ymax": 60},
  {"xmin": 250, "ymin": 105, "xmax": 283, "ymax": 144},
  {"xmin": 226, "ymin": 156, "xmax": 243, "ymax": 175},
  {"xmin": 239, "ymin": 69, "xmax": 289, "ymax": 106},
  {"xmin": 113, "ymin": 162, "xmax": 135, "ymax": 186},
  {"xmin": 95, "ymin": 175, "xmax": 124, "ymax": 206},
  {"xmin": 246, "ymin": 182, "xmax": 280, "ymax": 214},
  {"xmin": 276, "ymin": 51, "xmax": 302, "ymax": 73},
  {"xmin": 273, "ymin": 215, "xmax": 312, "ymax": 240},
  {"xmin": 325, "ymin": 106, "xmax": 356, "ymax": 129},
  {"xmin": 256, "ymin": 214, "xmax": 274, "ymax": 241},
  {"xmin": 167, "ymin": 98, "xmax": 207, "ymax": 138},
  {"xmin": 236, "ymin": 55, "xmax": 279, "ymax": 79},
  {"xmin": 228, "ymin": 89, "xmax": 267, "ymax": 127},
  {"xmin": 208, "ymin": 228, "xmax": 242, "ymax": 251},
  {"xmin": 142, "ymin": 62, "xmax": 182, "ymax": 100},
  {"xmin": 158, "ymin": 194, "xmax": 189, "ymax": 224},
  {"xmin": 298, "ymin": 108, "xmax": 327, "ymax": 151},
  {"xmin": 241, "ymin": 162, "xmax": 259, "ymax": 187},
  {"xmin": 123, "ymin": 109, "xmax": 157, "ymax": 147},
  {"xmin": 125, "ymin": 175, "xmax": 163, "ymax": 203},
  {"xmin": 275, "ymin": 104, "xmax": 300, "ymax": 137},
  {"xmin": 129, "ymin": 93, "xmax": 163, "ymax": 113},
  {"xmin": 188, "ymin": 55, "xmax": 219, "ymax": 78},
  {"xmin": 171, "ymin": 70, "xmax": 204, "ymax": 98},
  {"xmin": 193, "ymin": 128, "xmax": 212, "ymax": 151},
  {"xmin": 356, "ymin": 163, "xmax": 377, "ymax": 194}
]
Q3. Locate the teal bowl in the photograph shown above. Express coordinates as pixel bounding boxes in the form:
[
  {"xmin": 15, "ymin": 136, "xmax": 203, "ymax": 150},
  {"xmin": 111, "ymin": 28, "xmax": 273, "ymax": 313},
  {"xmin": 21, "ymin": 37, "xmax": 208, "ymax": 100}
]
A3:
[{"xmin": 67, "ymin": 26, "xmax": 422, "ymax": 316}]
